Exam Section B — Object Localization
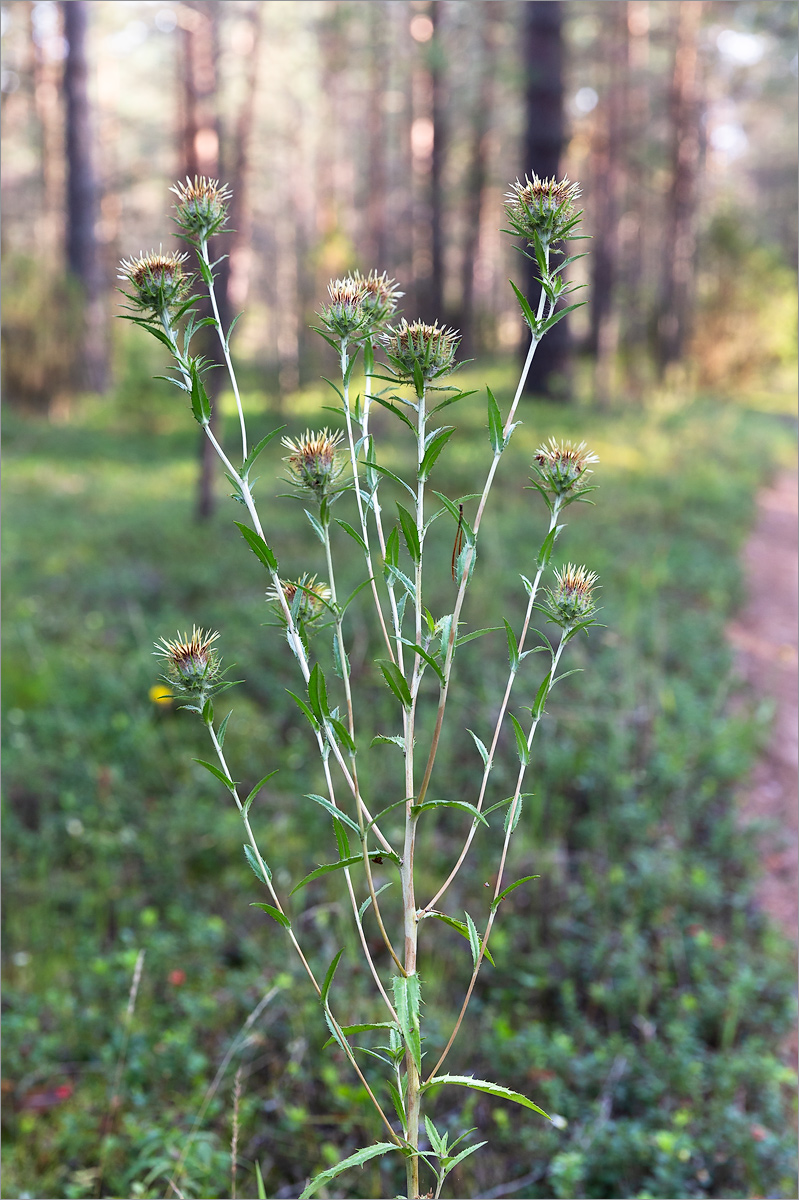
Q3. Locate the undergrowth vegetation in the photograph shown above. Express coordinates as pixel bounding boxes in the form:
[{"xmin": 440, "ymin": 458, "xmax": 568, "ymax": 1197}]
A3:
[{"xmin": 2, "ymin": 367, "xmax": 797, "ymax": 1200}]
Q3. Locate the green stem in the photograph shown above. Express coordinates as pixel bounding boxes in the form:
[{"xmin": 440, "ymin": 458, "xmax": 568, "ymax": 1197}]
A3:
[{"xmin": 199, "ymin": 240, "xmax": 248, "ymax": 463}]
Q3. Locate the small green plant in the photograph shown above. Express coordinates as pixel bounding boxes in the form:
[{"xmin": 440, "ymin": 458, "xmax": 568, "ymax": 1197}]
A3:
[{"xmin": 120, "ymin": 172, "xmax": 599, "ymax": 1199}]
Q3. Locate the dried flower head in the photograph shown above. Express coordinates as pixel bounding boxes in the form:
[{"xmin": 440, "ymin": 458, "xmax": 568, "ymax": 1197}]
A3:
[
  {"xmin": 352, "ymin": 269, "xmax": 404, "ymax": 328},
  {"xmin": 532, "ymin": 438, "xmax": 599, "ymax": 498},
  {"xmin": 504, "ymin": 174, "xmax": 582, "ymax": 245},
  {"xmin": 546, "ymin": 564, "xmax": 599, "ymax": 628},
  {"xmin": 282, "ymin": 428, "xmax": 347, "ymax": 498},
  {"xmin": 381, "ymin": 319, "xmax": 461, "ymax": 384},
  {"xmin": 170, "ymin": 175, "xmax": 232, "ymax": 241},
  {"xmin": 268, "ymin": 574, "xmax": 332, "ymax": 625},
  {"xmin": 118, "ymin": 248, "xmax": 190, "ymax": 314},
  {"xmin": 318, "ymin": 276, "xmax": 373, "ymax": 341},
  {"xmin": 154, "ymin": 626, "xmax": 221, "ymax": 693}
]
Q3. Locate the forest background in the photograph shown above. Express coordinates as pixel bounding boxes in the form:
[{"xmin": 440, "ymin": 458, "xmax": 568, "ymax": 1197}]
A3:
[{"xmin": 1, "ymin": 2, "xmax": 798, "ymax": 1199}]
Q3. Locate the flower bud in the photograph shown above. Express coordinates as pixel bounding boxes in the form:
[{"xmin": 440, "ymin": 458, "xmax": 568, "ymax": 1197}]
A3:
[
  {"xmin": 154, "ymin": 627, "xmax": 221, "ymax": 693},
  {"xmin": 381, "ymin": 319, "xmax": 461, "ymax": 384},
  {"xmin": 532, "ymin": 438, "xmax": 599, "ymax": 498},
  {"xmin": 318, "ymin": 277, "xmax": 372, "ymax": 341},
  {"xmin": 504, "ymin": 174, "xmax": 582, "ymax": 246},
  {"xmin": 118, "ymin": 248, "xmax": 189, "ymax": 316},
  {"xmin": 282, "ymin": 428, "xmax": 347, "ymax": 499},
  {"xmin": 170, "ymin": 176, "xmax": 231, "ymax": 242},
  {"xmin": 546, "ymin": 564, "xmax": 599, "ymax": 628},
  {"xmin": 268, "ymin": 574, "xmax": 332, "ymax": 625},
  {"xmin": 354, "ymin": 269, "xmax": 404, "ymax": 329}
]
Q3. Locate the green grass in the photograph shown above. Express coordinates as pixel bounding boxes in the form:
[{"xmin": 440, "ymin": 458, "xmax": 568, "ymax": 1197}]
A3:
[{"xmin": 2, "ymin": 367, "xmax": 797, "ymax": 1200}]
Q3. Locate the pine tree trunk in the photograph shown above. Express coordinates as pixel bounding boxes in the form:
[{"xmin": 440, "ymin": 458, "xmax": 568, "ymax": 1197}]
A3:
[
  {"xmin": 61, "ymin": 0, "xmax": 107, "ymax": 393},
  {"xmin": 657, "ymin": 0, "xmax": 704, "ymax": 374},
  {"xmin": 521, "ymin": 0, "xmax": 569, "ymax": 399}
]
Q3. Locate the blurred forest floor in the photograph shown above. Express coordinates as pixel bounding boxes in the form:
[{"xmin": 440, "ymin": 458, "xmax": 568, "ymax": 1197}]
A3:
[{"xmin": 728, "ymin": 470, "xmax": 798, "ymax": 943}]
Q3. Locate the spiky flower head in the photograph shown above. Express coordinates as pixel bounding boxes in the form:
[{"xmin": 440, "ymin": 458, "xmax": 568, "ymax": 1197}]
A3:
[
  {"xmin": 282, "ymin": 428, "xmax": 347, "ymax": 499},
  {"xmin": 352, "ymin": 269, "xmax": 404, "ymax": 329},
  {"xmin": 154, "ymin": 626, "xmax": 221, "ymax": 694},
  {"xmin": 170, "ymin": 176, "xmax": 232, "ymax": 242},
  {"xmin": 532, "ymin": 438, "xmax": 599, "ymax": 498},
  {"xmin": 381, "ymin": 319, "xmax": 461, "ymax": 385},
  {"xmin": 318, "ymin": 276, "xmax": 373, "ymax": 341},
  {"xmin": 504, "ymin": 174, "xmax": 582, "ymax": 246},
  {"xmin": 546, "ymin": 564, "xmax": 599, "ymax": 628},
  {"xmin": 118, "ymin": 248, "xmax": 190, "ymax": 315},
  {"xmin": 268, "ymin": 574, "xmax": 332, "ymax": 626}
]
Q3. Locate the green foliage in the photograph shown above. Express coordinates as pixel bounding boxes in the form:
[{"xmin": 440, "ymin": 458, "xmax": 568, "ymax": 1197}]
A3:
[{"xmin": 2, "ymin": 387, "xmax": 796, "ymax": 1198}]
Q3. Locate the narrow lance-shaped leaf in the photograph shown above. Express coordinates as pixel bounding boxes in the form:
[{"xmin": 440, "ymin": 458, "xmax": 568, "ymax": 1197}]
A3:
[
  {"xmin": 491, "ymin": 874, "xmax": 540, "ymax": 912},
  {"xmin": 234, "ymin": 521, "xmax": 278, "ymax": 571},
  {"xmin": 392, "ymin": 972, "xmax": 422, "ymax": 1075},
  {"xmin": 250, "ymin": 902, "xmax": 290, "ymax": 929},
  {"xmin": 507, "ymin": 713, "xmax": 530, "ymax": 767},
  {"xmin": 242, "ymin": 770, "xmax": 280, "ymax": 818},
  {"xmin": 376, "ymin": 659, "xmax": 412, "ymax": 710},
  {"xmin": 397, "ymin": 503, "xmax": 421, "ymax": 563},
  {"xmin": 486, "ymin": 387, "xmax": 503, "ymax": 455},
  {"xmin": 299, "ymin": 1144, "xmax": 400, "ymax": 1200},
  {"xmin": 420, "ymin": 1074, "xmax": 550, "ymax": 1119}
]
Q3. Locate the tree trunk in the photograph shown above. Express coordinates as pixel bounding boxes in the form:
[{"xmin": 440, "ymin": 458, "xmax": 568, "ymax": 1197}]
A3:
[
  {"xmin": 657, "ymin": 0, "xmax": 704, "ymax": 375},
  {"xmin": 413, "ymin": 0, "xmax": 448, "ymax": 324},
  {"xmin": 179, "ymin": 0, "xmax": 223, "ymax": 522},
  {"xmin": 458, "ymin": 2, "xmax": 500, "ymax": 357},
  {"xmin": 521, "ymin": 0, "xmax": 569, "ymax": 399},
  {"xmin": 366, "ymin": 2, "xmax": 390, "ymax": 270},
  {"xmin": 61, "ymin": 0, "xmax": 107, "ymax": 393},
  {"xmin": 589, "ymin": 2, "xmax": 628, "ymax": 407}
]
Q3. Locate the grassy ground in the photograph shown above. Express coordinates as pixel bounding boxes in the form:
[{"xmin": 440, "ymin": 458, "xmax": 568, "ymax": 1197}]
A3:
[{"xmin": 2, "ymin": 361, "xmax": 797, "ymax": 1200}]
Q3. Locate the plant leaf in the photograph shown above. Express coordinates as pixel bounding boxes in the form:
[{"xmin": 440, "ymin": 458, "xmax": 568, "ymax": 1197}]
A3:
[
  {"xmin": 335, "ymin": 519, "xmax": 367, "ymax": 552},
  {"xmin": 243, "ymin": 844, "xmax": 271, "ymax": 884},
  {"xmin": 242, "ymin": 770, "xmax": 280, "ymax": 818},
  {"xmin": 467, "ymin": 729, "xmax": 490, "ymax": 769},
  {"xmin": 411, "ymin": 799, "xmax": 488, "ymax": 826},
  {"xmin": 392, "ymin": 973, "xmax": 422, "ymax": 1074},
  {"xmin": 486, "ymin": 387, "xmax": 503, "ymax": 455},
  {"xmin": 397, "ymin": 503, "xmax": 421, "ymax": 563},
  {"xmin": 421, "ymin": 1074, "xmax": 550, "ymax": 1119},
  {"xmin": 422, "ymin": 911, "xmax": 495, "ymax": 966},
  {"xmin": 299, "ymin": 1144, "xmax": 400, "ymax": 1200},
  {"xmin": 241, "ymin": 426, "xmax": 286, "ymax": 477},
  {"xmin": 193, "ymin": 758, "xmax": 237, "ymax": 793},
  {"xmin": 304, "ymin": 793, "xmax": 361, "ymax": 835},
  {"xmin": 418, "ymin": 427, "xmax": 455, "ymax": 481},
  {"xmin": 250, "ymin": 902, "xmax": 290, "ymax": 929},
  {"xmin": 507, "ymin": 713, "xmax": 530, "ymax": 766},
  {"xmin": 491, "ymin": 875, "xmax": 540, "ymax": 912},
  {"xmin": 308, "ymin": 663, "xmax": 330, "ymax": 722},
  {"xmin": 376, "ymin": 659, "xmax": 412, "ymax": 710},
  {"xmin": 358, "ymin": 881, "xmax": 393, "ymax": 922},
  {"xmin": 290, "ymin": 851, "xmax": 396, "ymax": 895},
  {"xmin": 233, "ymin": 521, "xmax": 278, "ymax": 571}
]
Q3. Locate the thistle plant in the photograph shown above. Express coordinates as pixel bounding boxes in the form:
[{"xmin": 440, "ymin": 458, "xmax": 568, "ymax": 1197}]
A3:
[{"xmin": 120, "ymin": 170, "xmax": 600, "ymax": 1199}]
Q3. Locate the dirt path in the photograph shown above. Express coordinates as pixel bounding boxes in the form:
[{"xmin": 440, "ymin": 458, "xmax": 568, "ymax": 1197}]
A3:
[{"xmin": 726, "ymin": 471, "xmax": 798, "ymax": 939}]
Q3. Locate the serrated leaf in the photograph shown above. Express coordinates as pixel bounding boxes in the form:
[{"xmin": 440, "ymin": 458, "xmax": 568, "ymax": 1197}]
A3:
[
  {"xmin": 467, "ymin": 729, "xmax": 490, "ymax": 769},
  {"xmin": 536, "ymin": 524, "xmax": 562, "ymax": 570},
  {"xmin": 286, "ymin": 689, "xmax": 319, "ymax": 729},
  {"xmin": 392, "ymin": 972, "xmax": 422, "ymax": 1074},
  {"xmin": 234, "ymin": 522, "xmax": 278, "ymax": 571},
  {"xmin": 304, "ymin": 508, "xmax": 326, "ymax": 544},
  {"xmin": 509, "ymin": 279, "xmax": 538, "ymax": 333},
  {"xmin": 308, "ymin": 663, "xmax": 330, "ymax": 721},
  {"xmin": 370, "ymin": 734, "xmax": 406, "ymax": 751},
  {"xmin": 371, "ymin": 395, "xmax": 417, "ymax": 434},
  {"xmin": 250, "ymin": 902, "xmax": 290, "ymax": 928},
  {"xmin": 411, "ymin": 799, "xmax": 488, "ymax": 826},
  {"xmin": 358, "ymin": 881, "xmax": 393, "ymax": 922},
  {"xmin": 190, "ymin": 362, "xmax": 212, "ymax": 425},
  {"xmin": 335, "ymin": 519, "xmax": 367, "ymax": 552},
  {"xmin": 418, "ymin": 427, "xmax": 455, "ymax": 481},
  {"xmin": 298, "ymin": 1143, "xmax": 400, "ymax": 1200},
  {"xmin": 537, "ymin": 301, "xmax": 585, "ymax": 336},
  {"xmin": 486, "ymin": 387, "xmax": 503, "ymax": 455},
  {"xmin": 322, "ymin": 1022, "xmax": 398, "ymax": 1049},
  {"xmin": 420, "ymin": 1074, "xmax": 549, "ymax": 1119},
  {"xmin": 321, "ymin": 948, "xmax": 344, "ymax": 1006},
  {"xmin": 504, "ymin": 794, "xmax": 524, "ymax": 834},
  {"xmin": 424, "ymin": 1114, "xmax": 445, "ymax": 1157},
  {"xmin": 193, "ymin": 758, "xmax": 237, "ymax": 792},
  {"xmin": 376, "ymin": 659, "xmax": 412, "ymax": 709},
  {"xmin": 329, "ymin": 717, "xmax": 356, "ymax": 755},
  {"xmin": 401, "ymin": 639, "xmax": 445, "ymax": 686},
  {"xmin": 243, "ymin": 843, "xmax": 271, "ymax": 883},
  {"xmin": 423, "ymin": 911, "xmax": 495, "ymax": 966},
  {"xmin": 304, "ymin": 793, "xmax": 361, "ymax": 835},
  {"xmin": 491, "ymin": 875, "xmax": 540, "ymax": 912},
  {"xmin": 532, "ymin": 670, "xmax": 552, "ymax": 718},
  {"xmin": 507, "ymin": 713, "xmax": 530, "ymax": 766},
  {"xmin": 290, "ymin": 851, "xmax": 396, "ymax": 895},
  {"xmin": 443, "ymin": 1140, "xmax": 488, "ymax": 1173},
  {"xmin": 504, "ymin": 619, "xmax": 519, "ymax": 671},
  {"xmin": 242, "ymin": 770, "xmax": 280, "ymax": 818},
  {"xmin": 455, "ymin": 625, "xmax": 501, "ymax": 647},
  {"xmin": 202, "ymin": 697, "xmax": 214, "ymax": 725},
  {"xmin": 396, "ymin": 503, "xmax": 421, "ymax": 563},
  {"xmin": 464, "ymin": 910, "xmax": 481, "ymax": 968},
  {"xmin": 216, "ymin": 709, "xmax": 233, "ymax": 747}
]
